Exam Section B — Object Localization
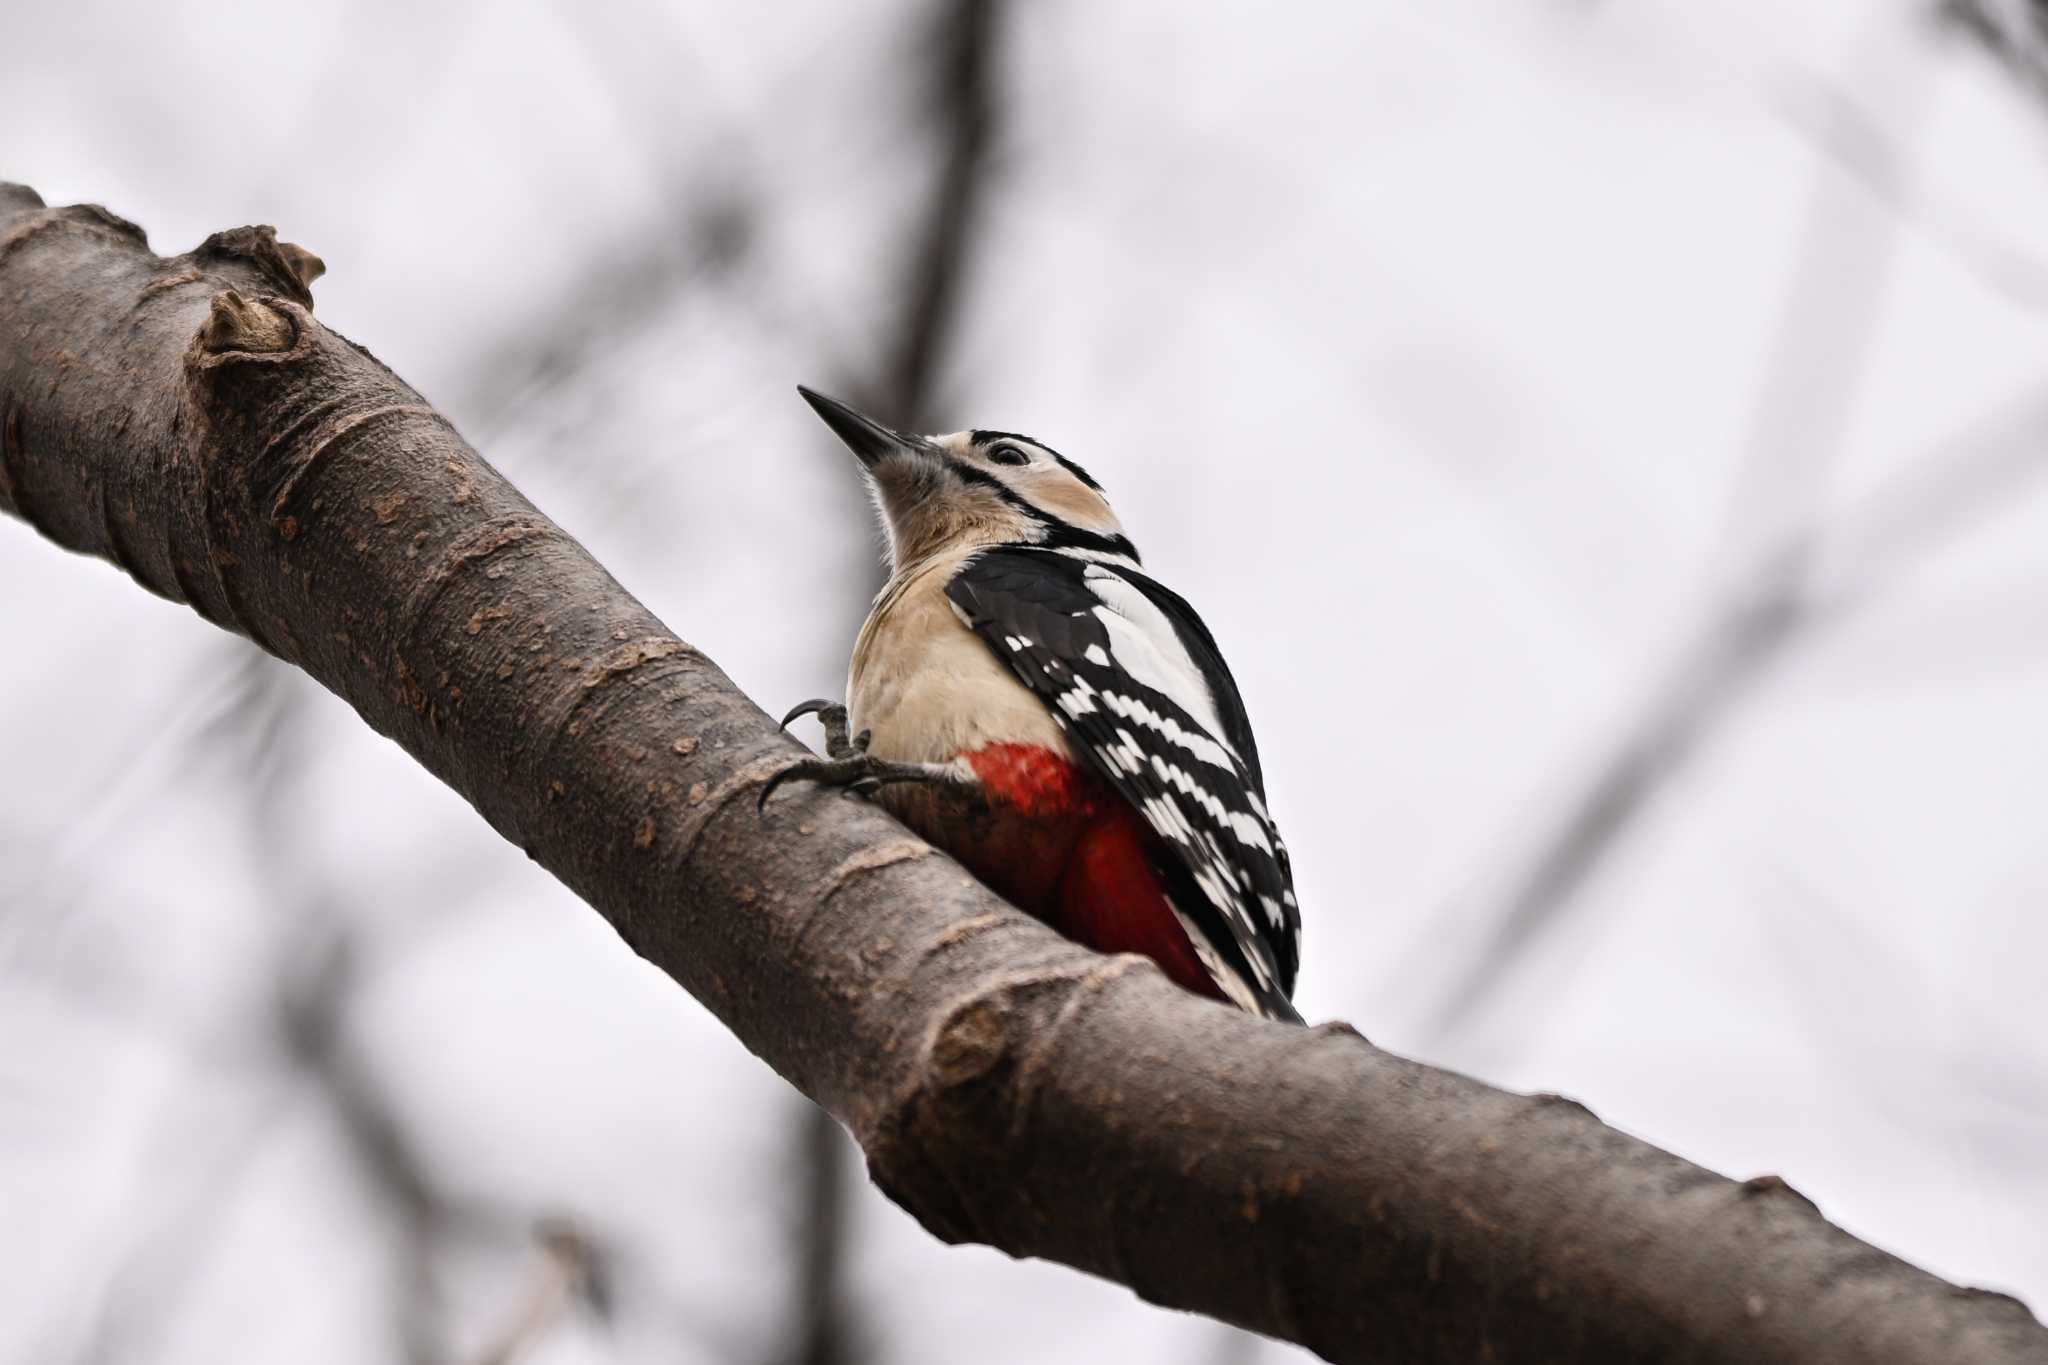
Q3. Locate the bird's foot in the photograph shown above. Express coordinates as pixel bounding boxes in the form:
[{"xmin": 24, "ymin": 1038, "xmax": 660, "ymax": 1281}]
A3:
[
  {"xmin": 777, "ymin": 698, "xmax": 863, "ymax": 759},
  {"xmin": 759, "ymin": 700, "xmax": 981, "ymax": 810}
]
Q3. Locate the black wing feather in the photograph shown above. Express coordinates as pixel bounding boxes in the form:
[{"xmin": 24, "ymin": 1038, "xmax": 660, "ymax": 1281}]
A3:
[
  {"xmin": 1106, "ymin": 570, "xmax": 1266, "ymax": 794},
  {"xmin": 946, "ymin": 548, "xmax": 1301, "ymax": 1017}
]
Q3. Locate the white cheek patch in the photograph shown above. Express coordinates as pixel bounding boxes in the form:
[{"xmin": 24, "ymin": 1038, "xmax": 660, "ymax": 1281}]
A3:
[{"xmin": 1021, "ymin": 468, "xmax": 1119, "ymax": 535}]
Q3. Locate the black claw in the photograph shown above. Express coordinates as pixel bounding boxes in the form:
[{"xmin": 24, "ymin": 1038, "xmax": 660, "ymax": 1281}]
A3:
[
  {"xmin": 757, "ymin": 706, "xmax": 981, "ymax": 815},
  {"xmin": 777, "ymin": 697, "xmax": 857, "ymax": 759},
  {"xmin": 779, "ymin": 698, "xmax": 840, "ymax": 731},
  {"xmin": 757, "ymin": 765, "xmax": 799, "ymax": 811}
]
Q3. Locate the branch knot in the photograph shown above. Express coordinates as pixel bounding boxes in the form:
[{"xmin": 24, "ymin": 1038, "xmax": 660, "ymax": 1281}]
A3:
[{"xmin": 200, "ymin": 290, "xmax": 298, "ymax": 355}]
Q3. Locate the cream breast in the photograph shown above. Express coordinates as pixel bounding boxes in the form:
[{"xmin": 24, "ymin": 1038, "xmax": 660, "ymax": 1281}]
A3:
[{"xmin": 848, "ymin": 551, "xmax": 1075, "ymax": 768}]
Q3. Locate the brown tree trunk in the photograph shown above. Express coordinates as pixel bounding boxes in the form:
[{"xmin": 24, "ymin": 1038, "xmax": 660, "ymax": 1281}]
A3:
[{"xmin": 1, "ymin": 183, "xmax": 2041, "ymax": 1365}]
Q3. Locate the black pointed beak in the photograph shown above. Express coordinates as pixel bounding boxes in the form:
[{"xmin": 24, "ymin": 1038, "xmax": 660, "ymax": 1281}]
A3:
[{"xmin": 797, "ymin": 385, "xmax": 914, "ymax": 469}]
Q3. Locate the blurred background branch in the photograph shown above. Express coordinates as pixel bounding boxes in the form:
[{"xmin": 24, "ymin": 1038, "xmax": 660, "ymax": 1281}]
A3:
[
  {"xmin": 1417, "ymin": 22, "xmax": 1921, "ymax": 1044},
  {"xmin": 1938, "ymin": 0, "xmax": 2048, "ymax": 101},
  {"xmin": 781, "ymin": 5, "xmax": 1003, "ymax": 1364},
  {"xmin": 5, "ymin": 2, "xmax": 2048, "ymax": 1361}
]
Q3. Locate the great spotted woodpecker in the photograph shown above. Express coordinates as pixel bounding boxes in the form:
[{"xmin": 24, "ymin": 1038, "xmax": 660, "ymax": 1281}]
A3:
[{"xmin": 762, "ymin": 387, "xmax": 1302, "ymax": 1024}]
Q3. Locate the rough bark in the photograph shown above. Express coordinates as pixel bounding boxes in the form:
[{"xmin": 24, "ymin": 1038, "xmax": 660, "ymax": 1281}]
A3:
[{"xmin": 1, "ymin": 183, "xmax": 2041, "ymax": 1365}]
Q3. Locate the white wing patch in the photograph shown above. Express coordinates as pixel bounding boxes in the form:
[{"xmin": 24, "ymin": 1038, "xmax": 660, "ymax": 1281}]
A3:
[
  {"xmin": 1096, "ymin": 688, "xmax": 1237, "ymax": 772},
  {"xmin": 1080, "ymin": 566, "xmax": 1242, "ymax": 765}
]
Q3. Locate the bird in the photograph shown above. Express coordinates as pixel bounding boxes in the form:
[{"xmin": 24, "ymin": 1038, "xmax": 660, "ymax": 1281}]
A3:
[{"xmin": 761, "ymin": 386, "xmax": 1302, "ymax": 1024}]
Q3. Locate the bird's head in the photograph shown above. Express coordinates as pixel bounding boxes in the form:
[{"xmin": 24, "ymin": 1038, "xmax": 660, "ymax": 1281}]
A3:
[{"xmin": 798, "ymin": 386, "xmax": 1139, "ymax": 573}]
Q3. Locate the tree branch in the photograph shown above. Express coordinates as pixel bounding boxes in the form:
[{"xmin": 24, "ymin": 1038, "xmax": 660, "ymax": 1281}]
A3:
[{"xmin": 2, "ymin": 183, "xmax": 2042, "ymax": 1365}]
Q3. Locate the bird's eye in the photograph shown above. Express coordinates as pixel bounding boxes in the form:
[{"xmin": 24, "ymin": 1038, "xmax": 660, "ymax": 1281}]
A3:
[{"xmin": 986, "ymin": 444, "xmax": 1029, "ymax": 467}]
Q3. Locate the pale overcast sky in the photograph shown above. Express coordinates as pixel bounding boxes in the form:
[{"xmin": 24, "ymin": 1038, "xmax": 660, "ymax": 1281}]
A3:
[{"xmin": 4, "ymin": 3, "xmax": 2045, "ymax": 1360}]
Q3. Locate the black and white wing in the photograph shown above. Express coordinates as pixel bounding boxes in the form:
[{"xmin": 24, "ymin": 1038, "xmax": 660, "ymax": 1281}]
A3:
[{"xmin": 946, "ymin": 547, "xmax": 1301, "ymax": 1021}]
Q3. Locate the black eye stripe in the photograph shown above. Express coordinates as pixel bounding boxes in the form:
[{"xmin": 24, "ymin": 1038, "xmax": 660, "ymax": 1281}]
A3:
[
  {"xmin": 946, "ymin": 460, "xmax": 1142, "ymax": 563},
  {"xmin": 969, "ymin": 434, "xmax": 1106, "ymax": 493},
  {"xmin": 968, "ymin": 428, "xmax": 1106, "ymax": 491}
]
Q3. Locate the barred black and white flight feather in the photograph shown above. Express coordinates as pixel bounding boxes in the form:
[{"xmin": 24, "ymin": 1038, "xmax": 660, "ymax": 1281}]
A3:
[{"xmin": 946, "ymin": 546, "xmax": 1302, "ymax": 1021}]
